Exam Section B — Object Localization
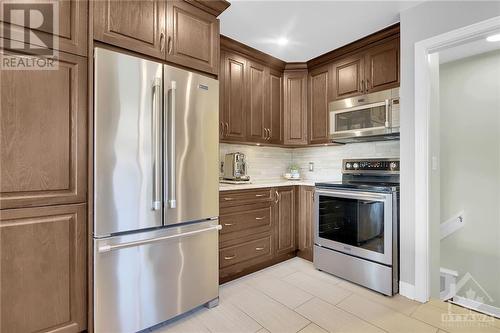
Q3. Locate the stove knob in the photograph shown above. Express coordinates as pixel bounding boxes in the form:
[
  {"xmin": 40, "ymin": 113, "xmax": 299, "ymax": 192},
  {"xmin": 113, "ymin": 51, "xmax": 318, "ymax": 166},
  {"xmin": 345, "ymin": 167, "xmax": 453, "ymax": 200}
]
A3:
[
  {"xmin": 390, "ymin": 162, "xmax": 398, "ymax": 170},
  {"xmin": 353, "ymin": 163, "xmax": 359, "ymax": 169},
  {"xmin": 346, "ymin": 163, "xmax": 352, "ymax": 169}
]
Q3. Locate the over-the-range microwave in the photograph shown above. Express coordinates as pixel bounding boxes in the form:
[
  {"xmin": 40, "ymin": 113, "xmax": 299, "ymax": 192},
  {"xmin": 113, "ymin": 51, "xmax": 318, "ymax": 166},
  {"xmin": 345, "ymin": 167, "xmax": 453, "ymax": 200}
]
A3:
[{"xmin": 329, "ymin": 88, "xmax": 400, "ymax": 143}]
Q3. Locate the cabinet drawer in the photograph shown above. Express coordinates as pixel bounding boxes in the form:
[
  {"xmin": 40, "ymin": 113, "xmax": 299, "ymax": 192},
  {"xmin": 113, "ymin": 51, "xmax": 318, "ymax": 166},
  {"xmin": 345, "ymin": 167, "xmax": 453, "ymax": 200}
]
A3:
[
  {"xmin": 219, "ymin": 235, "xmax": 272, "ymax": 269},
  {"xmin": 220, "ymin": 205, "xmax": 272, "ymax": 235},
  {"xmin": 220, "ymin": 188, "xmax": 272, "ymax": 206}
]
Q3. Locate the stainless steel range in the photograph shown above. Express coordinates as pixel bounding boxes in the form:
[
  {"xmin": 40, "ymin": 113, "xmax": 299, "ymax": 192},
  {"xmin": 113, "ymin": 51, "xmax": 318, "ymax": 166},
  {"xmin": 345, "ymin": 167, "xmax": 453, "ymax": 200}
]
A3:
[{"xmin": 314, "ymin": 158, "xmax": 400, "ymax": 296}]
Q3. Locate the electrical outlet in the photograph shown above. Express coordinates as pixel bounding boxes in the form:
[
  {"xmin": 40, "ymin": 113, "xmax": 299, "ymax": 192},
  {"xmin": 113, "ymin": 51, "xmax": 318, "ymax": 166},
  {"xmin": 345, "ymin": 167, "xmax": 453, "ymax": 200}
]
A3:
[{"xmin": 309, "ymin": 162, "xmax": 314, "ymax": 172}]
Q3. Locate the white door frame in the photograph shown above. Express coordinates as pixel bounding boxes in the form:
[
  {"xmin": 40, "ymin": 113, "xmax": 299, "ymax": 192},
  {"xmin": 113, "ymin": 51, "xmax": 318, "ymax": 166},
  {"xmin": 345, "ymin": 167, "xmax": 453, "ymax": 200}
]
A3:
[{"xmin": 413, "ymin": 15, "xmax": 500, "ymax": 303}]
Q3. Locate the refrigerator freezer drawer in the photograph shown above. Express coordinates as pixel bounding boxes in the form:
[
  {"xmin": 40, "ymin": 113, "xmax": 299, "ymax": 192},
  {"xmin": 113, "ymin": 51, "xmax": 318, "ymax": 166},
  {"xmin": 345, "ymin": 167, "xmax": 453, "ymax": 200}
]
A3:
[{"xmin": 94, "ymin": 220, "xmax": 220, "ymax": 333}]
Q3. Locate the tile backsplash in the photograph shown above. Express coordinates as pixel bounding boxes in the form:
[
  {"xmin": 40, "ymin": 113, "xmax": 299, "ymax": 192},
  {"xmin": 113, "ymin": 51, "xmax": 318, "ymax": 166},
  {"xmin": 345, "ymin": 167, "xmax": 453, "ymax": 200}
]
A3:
[{"xmin": 220, "ymin": 141, "xmax": 400, "ymax": 182}]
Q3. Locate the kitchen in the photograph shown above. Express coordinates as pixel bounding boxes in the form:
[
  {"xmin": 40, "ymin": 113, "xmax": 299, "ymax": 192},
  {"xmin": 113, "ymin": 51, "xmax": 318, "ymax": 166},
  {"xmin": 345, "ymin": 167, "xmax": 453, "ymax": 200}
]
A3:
[{"xmin": 1, "ymin": 1, "xmax": 500, "ymax": 333}]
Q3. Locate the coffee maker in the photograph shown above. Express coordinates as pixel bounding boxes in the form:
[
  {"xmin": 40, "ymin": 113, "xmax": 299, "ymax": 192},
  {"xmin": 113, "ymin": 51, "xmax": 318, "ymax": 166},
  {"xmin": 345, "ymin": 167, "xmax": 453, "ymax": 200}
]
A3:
[{"xmin": 222, "ymin": 152, "xmax": 250, "ymax": 182}]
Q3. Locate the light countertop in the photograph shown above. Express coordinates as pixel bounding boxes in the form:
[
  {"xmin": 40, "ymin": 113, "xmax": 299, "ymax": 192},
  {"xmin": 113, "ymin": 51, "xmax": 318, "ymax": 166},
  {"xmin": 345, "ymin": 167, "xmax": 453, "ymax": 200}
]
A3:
[{"xmin": 219, "ymin": 179, "xmax": 317, "ymax": 191}]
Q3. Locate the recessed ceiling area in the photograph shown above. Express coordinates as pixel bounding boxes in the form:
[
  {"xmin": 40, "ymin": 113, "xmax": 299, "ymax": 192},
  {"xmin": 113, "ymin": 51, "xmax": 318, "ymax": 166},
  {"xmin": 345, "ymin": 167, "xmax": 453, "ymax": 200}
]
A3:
[{"xmin": 219, "ymin": 1, "xmax": 422, "ymax": 62}]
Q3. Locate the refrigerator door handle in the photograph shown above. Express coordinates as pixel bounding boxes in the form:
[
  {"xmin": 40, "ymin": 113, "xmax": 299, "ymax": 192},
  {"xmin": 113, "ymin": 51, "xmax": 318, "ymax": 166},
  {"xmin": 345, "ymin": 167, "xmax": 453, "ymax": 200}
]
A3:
[
  {"xmin": 168, "ymin": 81, "xmax": 177, "ymax": 209},
  {"xmin": 152, "ymin": 78, "xmax": 162, "ymax": 210},
  {"xmin": 98, "ymin": 225, "xmax": 222, "ymax": 253}
]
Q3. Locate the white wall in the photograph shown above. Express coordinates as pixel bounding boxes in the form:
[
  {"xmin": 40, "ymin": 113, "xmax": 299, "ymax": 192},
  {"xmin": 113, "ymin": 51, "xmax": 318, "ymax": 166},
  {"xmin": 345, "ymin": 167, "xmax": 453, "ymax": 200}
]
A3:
[
  {"xmin": 399, "ymin": 1, "xmax": 500, "ymax": 288},
  {"xmin": 439, "ymin": 50, "xmax": 500, "ymax": 307}
]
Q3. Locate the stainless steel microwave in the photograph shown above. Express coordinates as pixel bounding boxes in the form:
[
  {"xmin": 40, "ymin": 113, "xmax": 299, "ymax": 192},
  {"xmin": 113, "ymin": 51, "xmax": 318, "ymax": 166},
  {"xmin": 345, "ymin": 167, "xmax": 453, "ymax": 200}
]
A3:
[{"xmin": 329, "ymin": 88, "xmax": 400, "ymax": 143}]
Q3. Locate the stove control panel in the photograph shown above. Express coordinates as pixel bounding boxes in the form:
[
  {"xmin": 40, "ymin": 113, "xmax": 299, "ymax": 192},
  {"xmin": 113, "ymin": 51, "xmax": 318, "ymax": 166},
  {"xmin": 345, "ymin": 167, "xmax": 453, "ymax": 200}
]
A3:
[{"xmin": 343, "ymin": 159, "xmax": 400, "ymax": 173}]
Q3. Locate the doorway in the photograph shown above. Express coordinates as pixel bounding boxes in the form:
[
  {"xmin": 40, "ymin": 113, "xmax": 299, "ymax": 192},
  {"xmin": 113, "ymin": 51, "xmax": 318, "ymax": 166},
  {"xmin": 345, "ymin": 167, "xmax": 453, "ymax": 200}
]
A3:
[{"xmin": 414, "ymin": 16, "xmax": 500, "ymax": 319}]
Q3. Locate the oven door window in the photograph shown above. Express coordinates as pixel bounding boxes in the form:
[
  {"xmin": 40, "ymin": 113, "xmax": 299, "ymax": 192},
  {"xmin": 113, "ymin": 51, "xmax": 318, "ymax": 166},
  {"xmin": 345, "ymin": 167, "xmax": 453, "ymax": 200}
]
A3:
[{"xmin": 318, "ymin": 195, "xmax": 385, "ymax": 254}]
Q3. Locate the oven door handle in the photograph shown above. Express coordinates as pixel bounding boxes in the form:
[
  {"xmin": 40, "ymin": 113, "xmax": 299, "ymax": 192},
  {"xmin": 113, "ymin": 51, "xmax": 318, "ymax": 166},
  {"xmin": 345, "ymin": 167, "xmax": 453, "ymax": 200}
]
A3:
[{"xmin": 315, "ymin": 189, "xmax": 389, "ymax": 202}]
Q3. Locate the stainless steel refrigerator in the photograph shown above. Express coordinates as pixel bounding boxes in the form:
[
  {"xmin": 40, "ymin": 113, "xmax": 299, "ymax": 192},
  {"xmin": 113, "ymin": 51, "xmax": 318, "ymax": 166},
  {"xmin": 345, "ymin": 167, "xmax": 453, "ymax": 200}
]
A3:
[{"xmin": 93, "ymin": 47, "xmax": 220, "ymax": 333}]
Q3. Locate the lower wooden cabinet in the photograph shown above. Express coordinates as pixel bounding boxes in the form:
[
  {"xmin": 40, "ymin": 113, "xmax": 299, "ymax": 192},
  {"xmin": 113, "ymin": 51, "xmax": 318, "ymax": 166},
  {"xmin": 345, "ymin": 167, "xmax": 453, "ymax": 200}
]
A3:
[
  {"xmin": 297, "ymin": 186, "xmax": 315, "ymax": 261},
  {"xmin": 0, "ymin": 204, "xmax": 87, "ymax": 333},
  {"xmin": 274, "ymin": 186, "xmax": 295, "ymax": 255},
  {"xmin": 219, "ymin": 186, "xmax": 300, "ymax": 282}
]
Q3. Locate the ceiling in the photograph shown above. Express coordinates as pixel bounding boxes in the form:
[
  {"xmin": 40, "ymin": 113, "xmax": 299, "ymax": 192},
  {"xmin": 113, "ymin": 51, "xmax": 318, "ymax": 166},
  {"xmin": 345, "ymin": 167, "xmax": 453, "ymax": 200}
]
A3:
[
  {"xmin": 219, "ymin": 1, "xmax": 422, "ymax": 62},
  {"xmin": 439, "ymin": 33, "xmax": 500, "ymax": 64}
]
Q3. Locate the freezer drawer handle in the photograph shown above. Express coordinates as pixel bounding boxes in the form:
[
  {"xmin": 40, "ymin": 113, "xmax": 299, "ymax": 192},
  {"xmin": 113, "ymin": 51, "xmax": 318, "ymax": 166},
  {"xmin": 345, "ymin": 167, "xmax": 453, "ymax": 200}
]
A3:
[{"xmin": 98, "ymin": 224, "xmax": 222, "ymax": 253}]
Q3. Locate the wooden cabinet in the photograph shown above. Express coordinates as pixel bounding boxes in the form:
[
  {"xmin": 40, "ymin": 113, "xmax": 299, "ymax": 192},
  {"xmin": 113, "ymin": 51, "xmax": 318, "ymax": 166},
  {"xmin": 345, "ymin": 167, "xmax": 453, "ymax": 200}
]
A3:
[
  {"xmin": 274, "ymin": 187, "xmax": 296, "ymax": 256},
  {"xmin": 267, "ymin": 69, "xmax": 283, "ymax": 144},
  {"xmin": 166, "ymin": 0, "xmax": 219, "ymax": 75},
  {"xmin": 0, "ymin": 50, "xmax": 87, "ymax": 209},
  {"xmin": 94, "ymin": 0, "xmax": 166, "ymax": 60},
  {"xmin": 283, "ymin": 69, "xmax": 308, "ymax": 145},
  {"xmin": 365, "ymin": 37, "xmax": 400, "ymax": 93},
  {"xmin": 246, "ymin": 60, "xmax": 268, "ymax": 143},
  {"xmin": 332, "ymin": 37, "xmax": 400, "ymax": 100},
  {"xmin": 297, "ymin": 186, "xmax": 315, "ymax": 261},
  {"xmin": 1, "ymin": 0, "xmax": 88, "ymax": 56},
  {"xmin": 0, "ymin": 204, "xmax": 87, "ymax": 333},
  {"xmin": 331, "ymin": 53, "xmax": 364, "ymax": 100},
  {"xmin": 220, "ymin": 50, "xmax": 247, "ymax": 141},
  {"xmin": 308, "ymin": 65, "xmax": 332, "ymax": 144}
]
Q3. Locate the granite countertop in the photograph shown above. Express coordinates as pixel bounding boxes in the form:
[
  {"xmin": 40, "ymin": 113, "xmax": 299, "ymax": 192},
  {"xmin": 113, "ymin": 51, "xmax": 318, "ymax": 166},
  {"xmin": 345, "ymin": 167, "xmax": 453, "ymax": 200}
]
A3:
[{"xmin": 219, "ymin": 179, "xmax": 317, "ymax": 191}]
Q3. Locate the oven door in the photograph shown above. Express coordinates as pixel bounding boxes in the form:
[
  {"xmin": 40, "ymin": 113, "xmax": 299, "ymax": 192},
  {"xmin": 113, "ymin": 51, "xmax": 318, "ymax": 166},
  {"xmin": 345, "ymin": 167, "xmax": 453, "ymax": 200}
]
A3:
[{"xmin": 314, "ymin": 189, "xmax": 393, "ymax": 265}]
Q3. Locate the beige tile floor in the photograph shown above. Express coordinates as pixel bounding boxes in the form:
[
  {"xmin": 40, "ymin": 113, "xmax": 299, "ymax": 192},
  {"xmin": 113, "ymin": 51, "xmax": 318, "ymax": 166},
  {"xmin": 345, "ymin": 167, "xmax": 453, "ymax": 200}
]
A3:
[{"xmin": 151, "ymin": 258, "xmax": 500, "ymax": 333}]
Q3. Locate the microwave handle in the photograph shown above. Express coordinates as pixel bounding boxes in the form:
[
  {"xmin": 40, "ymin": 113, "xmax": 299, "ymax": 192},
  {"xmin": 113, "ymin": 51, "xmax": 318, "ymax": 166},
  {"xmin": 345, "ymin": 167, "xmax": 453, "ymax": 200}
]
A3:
[{"xmin": 384, "ymin": 99, "xmax": 390, "ymax": 128}]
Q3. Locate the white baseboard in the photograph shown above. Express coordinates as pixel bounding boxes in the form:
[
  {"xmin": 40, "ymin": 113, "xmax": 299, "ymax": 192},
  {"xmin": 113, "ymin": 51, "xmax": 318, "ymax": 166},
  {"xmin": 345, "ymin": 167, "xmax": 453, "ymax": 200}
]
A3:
[
  {"xmin": 399, "ymin": 281, "xmax": 416, "ymax": 300},
  {"xmin": 452, "ymin": 296, "xmax": 500, "ymax": 319}
]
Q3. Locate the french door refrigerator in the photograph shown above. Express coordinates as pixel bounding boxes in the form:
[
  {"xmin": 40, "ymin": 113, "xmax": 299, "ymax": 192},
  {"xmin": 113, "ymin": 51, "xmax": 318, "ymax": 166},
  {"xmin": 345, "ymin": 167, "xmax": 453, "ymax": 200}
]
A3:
[{"xmin": 93, "ymin": 47, "xmax": 220, "ymax": 333}]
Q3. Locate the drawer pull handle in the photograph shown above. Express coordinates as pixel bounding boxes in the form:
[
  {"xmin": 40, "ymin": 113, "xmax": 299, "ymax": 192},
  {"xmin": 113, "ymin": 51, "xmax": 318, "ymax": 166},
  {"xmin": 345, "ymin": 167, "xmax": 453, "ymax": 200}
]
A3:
[
  {"xmin": 255, "ymin": 217, "xmax": 265, "ymax": 220},
  {"xmin": 255, "ymin": 194, "xmax": 265, "ymax": 197},
  {"xmin": 255, "ymin": 247, "xmax": 265, "ymax": 251},
  {"xmin": 224, "ymin": 223, "xmax": 233, "ymax": 226},
  {"xmin": 224, "ymin": 255, "xmax": 236, "ymax": 260},
  {"xmin": 223, "ymin": 197, "xmax": 233, "ymax": 201}
]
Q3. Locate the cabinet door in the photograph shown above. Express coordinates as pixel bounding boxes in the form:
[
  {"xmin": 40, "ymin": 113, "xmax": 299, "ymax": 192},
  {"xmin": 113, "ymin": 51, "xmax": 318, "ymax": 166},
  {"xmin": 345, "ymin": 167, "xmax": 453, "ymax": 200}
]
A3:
[
  {"xmin": 0, "ymin": 0, "xmax": 88, "ymax": 56},
  {"xmin": 308, "ymin": 65, "xmax": 332, "ymax": 144},
  {"xmin": 332, "ymin": 53, "xmax": 364, "ymax": 100},
  {"xmin": 0, "ymin": 204, "xmax": 87, "ymax": 333},
  {"xmin": 365, "ymin": 37, "xmax": 400, "ymax": 93},
  {"xmin": 297, "ymin": 186, "xmax": 314, "ymax": 261},
  {"xmin": 267, "ymin": 69, "xmax": 283, "ymax": 144},
  {"xmin": 246, "ymin": 61, "xmax": 267, "ymax": 143},
  {"xmin": 1, "ymin": 49, "xmax": 87, "ymax": 209},
  {"xmin": 220, "ymin": 51, "xmax": 247, "ymax": 141},
  {"xmin": 283, "ymin": 70, "xmax": 308, "ymax": 145},
  {"xmin": 166, "ymin": 0, "xmax": 219, "ymax": 75},
  {"xmin": 94, "ymin": 0, "xmax": 165, "ymax": 60},
  {"xmin": 274, "ymin": 187, "xmax": 295, "ymax": 255}
]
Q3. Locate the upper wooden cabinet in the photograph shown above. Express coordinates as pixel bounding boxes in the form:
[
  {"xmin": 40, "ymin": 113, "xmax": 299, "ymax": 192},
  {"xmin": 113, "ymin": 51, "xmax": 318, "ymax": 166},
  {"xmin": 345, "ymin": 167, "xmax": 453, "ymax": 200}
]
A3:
[
  {"xmin": 220, "ymin": 50, "xmax": 247, "ymax": 141},
  {"xmin": 1, "ymin": 0, "xmax": 88, "ymax": 56},
  {"xmin": 94, "ymin": 0, "xmax": 166, "ymax": 60},
  {"xmin": 246, "ymin": 60, "xmax": 268, "ymax": 143},
  {"xmin": 274, "ymin": 187, "xmax": 296, "ymax": 256},
  {"xmin": 308, "ymin": 64, "xmax": 332, "ymax": 144},
  {"xmin": 283, "ymin": 69, "xmax": 308, "ymax": 145},
  {"xmin": 94, "ymin": 0, "xmax": 226, "ymax": 74},
  {"xmin": 0, "ymin": 204, "xmax": 87, "ymax": 333},
  {"xmin": 331, "ymin": 53, "xmax": 364, "ymax": 100},
  {"xmin": 365, "ymin": 37, "xmax": 400, "ymax": 93},
  {"xmin": 166, "ymin": 0, "xmax": 219, "ymax": 75},
  {"xmin": 0, "ymin": 49, "xmax": 87, "ymax": 209},
  {"xmin": 332, "ymin": 36, "xmax": 400, "ymax": 100},
  {"xmin": 267, "ymin": 69, "xmax": 283, "ymax": 144}
]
